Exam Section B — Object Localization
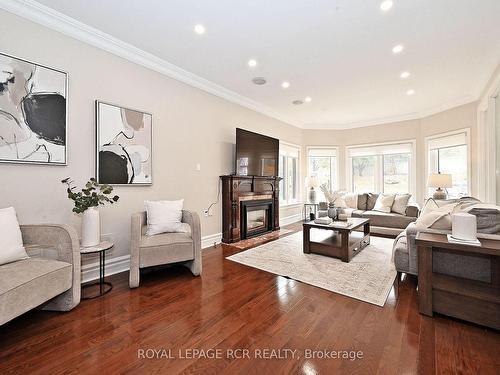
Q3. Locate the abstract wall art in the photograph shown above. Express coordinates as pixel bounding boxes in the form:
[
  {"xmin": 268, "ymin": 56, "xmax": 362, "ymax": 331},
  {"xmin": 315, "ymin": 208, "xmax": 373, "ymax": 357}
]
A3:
[
  {"xmin": 0, "ymin": 52, "xmax": 67, "ymax": 164},
  {"xmin": 96, "ymin": 101, "xmax": 152, "ymax": 185}
]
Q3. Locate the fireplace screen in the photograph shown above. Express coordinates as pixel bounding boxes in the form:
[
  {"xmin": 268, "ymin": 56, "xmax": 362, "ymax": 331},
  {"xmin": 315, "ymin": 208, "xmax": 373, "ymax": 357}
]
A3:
[
  {"xmin": 247, "ymin": 209, "xmax": 267, "ymax": 231},
  {"xmin": 240, "ymin": 199, "xmax": 274, "ymax": 239}
]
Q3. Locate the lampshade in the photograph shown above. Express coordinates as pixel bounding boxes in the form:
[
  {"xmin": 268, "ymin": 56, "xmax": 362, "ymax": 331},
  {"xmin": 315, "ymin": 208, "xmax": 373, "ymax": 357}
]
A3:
[
  {"xmin": 305, "ymin": 176, "xmax": 320, "ymax": 188},
  {"xmin": 427, "ymin": 173, "xmax": 452, "ymax": 188}
]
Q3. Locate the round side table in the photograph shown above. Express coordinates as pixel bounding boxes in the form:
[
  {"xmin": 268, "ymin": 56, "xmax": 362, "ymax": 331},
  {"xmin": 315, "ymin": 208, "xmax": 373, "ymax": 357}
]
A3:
[{"xmin": 81, "ymin": 241, "xmax": 114, "ymax": 299}]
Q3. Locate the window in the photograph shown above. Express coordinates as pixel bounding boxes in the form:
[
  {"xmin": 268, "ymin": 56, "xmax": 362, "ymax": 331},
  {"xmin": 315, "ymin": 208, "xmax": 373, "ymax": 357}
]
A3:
[
  {"xmin": 426, "ymin": 130, "xmax": 470, "ymax": 198},
  {"xmin": 347, "ymin": 141, "xmax": 415, "ymax": 194},
  {"xmin": 279, "ymin": 143, "xmax": 300, "ymax": 205},
  {"xmin": 307, "ymin": 147, "xmax": 338, "ymax": 201}
]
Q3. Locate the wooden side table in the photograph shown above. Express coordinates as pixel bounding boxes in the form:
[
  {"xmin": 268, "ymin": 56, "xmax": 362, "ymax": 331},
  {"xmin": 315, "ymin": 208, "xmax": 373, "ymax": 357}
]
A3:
[
  {"xmin": 415, "ymin": 232, "xmax": 500, "ymax": 329},
  {"xmin": 80, "ymin": 241, "xmax": 114, "ymax": 299}
]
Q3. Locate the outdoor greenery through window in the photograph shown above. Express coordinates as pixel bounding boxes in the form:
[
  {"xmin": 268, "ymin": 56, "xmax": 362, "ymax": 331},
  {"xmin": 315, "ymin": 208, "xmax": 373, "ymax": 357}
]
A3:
[
  {"xmin": 427, "ymin": 131, "xmax": 469, "ymax": 198},
  {"xmin": 279, "ymin": 143, "xmax": 300, "ymax": 205},
  {"xmin": 348, "ymin": 142, "xmax": 414, "ymax": 194},
  {"xmin": 307, "ymin": 148, "xmax": 338, "ymax": 201}
]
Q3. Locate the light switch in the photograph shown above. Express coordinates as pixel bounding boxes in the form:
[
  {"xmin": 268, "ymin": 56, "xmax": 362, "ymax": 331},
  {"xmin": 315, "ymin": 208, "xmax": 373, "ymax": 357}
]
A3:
[{"xmin": 195, "ymin": 163, "xmax": 201, "ymax": 171}]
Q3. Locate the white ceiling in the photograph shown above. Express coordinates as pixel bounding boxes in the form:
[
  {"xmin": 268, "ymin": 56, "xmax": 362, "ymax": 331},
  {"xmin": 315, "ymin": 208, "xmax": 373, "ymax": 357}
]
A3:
[{"xmin": 22, "ymin": 0, "xmax": 500, "ymax": 128}]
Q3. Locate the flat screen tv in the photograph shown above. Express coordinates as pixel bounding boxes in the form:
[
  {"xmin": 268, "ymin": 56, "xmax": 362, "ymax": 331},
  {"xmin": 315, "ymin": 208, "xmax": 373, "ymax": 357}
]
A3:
[{"xmin": 235, "ymin": 128, "xmax": 279, "ymax": 177}]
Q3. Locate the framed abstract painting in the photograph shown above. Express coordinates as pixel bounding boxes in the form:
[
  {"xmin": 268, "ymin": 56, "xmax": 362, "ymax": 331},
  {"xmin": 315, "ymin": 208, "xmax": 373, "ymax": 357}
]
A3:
[
  {"xmin": 96, "ymin": 101, "xmax": 152, "ymax": 185},
  {"xmin": 0, "ymin": 52, "xmax": 67, "ymax": 165}
]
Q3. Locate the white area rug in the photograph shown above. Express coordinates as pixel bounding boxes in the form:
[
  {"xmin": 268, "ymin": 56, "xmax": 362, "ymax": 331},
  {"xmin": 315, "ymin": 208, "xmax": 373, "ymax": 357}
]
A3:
[{"xmin": 226, "ymin": 231, "xmax": 397, "ymax": 306}]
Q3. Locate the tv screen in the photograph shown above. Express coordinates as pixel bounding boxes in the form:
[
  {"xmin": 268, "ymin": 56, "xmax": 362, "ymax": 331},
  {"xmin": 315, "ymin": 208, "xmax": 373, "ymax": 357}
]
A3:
[{"xmin": 235, "ymin": 128, "xmax": 279, "ymax": 177}]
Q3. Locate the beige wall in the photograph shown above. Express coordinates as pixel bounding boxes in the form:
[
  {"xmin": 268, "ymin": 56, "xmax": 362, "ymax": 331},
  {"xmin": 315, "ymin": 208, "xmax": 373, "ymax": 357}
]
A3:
[
  {"xmin": 303, "ymin": 102, "xmax": 478, "ymax": 204},
  {"xmin": 0, "ymin": 10, "xmax": 484, "ymax": 270},
  {"xmin": 0, "ymin": 11, "xmax": 303, "ymax": 263}
]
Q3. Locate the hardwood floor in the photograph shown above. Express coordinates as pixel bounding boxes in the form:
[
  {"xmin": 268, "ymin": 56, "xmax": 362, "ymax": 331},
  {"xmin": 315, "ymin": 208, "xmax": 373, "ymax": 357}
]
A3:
[{"xmin": 1, "ymin": 223, "xmax": 499, "ymax": 374}]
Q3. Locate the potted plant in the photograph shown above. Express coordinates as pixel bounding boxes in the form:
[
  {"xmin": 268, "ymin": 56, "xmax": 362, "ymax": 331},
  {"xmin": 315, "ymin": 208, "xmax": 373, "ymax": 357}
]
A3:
[{"xmin": 62, "ymin": 178, "xmax": 119, "ymax": 247}]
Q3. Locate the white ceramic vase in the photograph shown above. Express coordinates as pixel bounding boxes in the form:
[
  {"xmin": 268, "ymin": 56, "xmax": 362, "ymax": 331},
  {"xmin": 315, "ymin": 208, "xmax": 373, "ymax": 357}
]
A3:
[{"xmin": 81, "ymin": 207, "xmax": 100, "ymax": 247}]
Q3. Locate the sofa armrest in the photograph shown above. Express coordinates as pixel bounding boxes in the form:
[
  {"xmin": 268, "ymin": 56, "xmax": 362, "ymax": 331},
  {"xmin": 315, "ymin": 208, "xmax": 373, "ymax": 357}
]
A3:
[
  {"xmin": 182, "ymin": 210, "xmax": 202, "ymax": 273},
  {"xmin": 20, "ymin": 224, "xmax": 81, "ymax": 310},
  {"xmin": 405, "ymin": 204, "xmax": 420, "ymax": 218}
]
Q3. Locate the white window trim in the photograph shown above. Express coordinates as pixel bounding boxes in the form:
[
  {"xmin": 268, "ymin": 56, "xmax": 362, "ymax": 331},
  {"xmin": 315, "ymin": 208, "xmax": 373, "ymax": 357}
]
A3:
[
  {"xmin": 345, "ymin": 139, "xmax": 417, "ymax": 196},
  {"xmin": 306, "ymin": 145, "xmax": 340, "ymax": 192},
  {"xmin": 279, "ymin": 141, "xmax": 301, "ymax": 207},
  {"xmin": 424, "ymin": 128, "xmax": 471, "ymax": 199}
]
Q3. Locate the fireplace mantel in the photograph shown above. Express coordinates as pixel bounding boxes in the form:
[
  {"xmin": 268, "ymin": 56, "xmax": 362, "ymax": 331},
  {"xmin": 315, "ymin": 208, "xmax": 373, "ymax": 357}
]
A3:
[{"xmin": 220, "ymin": 175, "xmax": 281, "ymax": 243}]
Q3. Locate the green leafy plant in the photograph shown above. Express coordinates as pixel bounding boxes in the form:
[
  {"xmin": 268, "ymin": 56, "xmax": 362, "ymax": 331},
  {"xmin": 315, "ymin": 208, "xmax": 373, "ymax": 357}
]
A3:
[{"xmin": 61, "ymin": 177, "xmax": 119, "ymax": 214}]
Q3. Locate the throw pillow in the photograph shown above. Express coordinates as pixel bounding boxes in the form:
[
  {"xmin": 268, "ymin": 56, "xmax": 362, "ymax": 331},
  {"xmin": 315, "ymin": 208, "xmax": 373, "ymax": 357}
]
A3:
[
  {"xmin": 344, "ymin": 193, "xmax": 358, "ymax": 209},
  {"xmin": 366, "ymin": 193, "xmax": 379, "ymax": 210},
  {"xmin": 331, "ymin": 191, "xmax": 347, "ymax": 208},
  {"xmin": 392, "ymin": 194, "xmax": 412, "ymax": 215},
  {"xmin": 145, "ymin": 200, "xmax": 185, "ymax": 235},
  {"xmin": 0, "ymin": 207, "xmax": 29, "ymax": 265},
  {"xmin": 415, "ymin": 203, "xmax": 457, "ymax": 229},
  {"xmin": 373, "ymin": 194, "xmax": 396, "ymax": 213},
  {"xmin": 357, "ymin": 193, "xmax": 368, "ymax": 210}
]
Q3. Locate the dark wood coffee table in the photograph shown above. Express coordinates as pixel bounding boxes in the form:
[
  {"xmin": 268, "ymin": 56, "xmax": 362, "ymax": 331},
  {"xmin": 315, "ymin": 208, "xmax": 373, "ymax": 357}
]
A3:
[{"xmin": 303, "ymin": 218, "xmax": 370, "ymax": 262}]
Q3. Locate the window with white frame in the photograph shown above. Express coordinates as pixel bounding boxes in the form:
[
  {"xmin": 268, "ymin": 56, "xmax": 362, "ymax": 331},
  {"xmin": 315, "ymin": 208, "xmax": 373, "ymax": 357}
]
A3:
[
  {"xmin": 426, "ymin": 130, "xmax": 470, "ymax": 198},
  {"xmin": 307, "ymin": 147, "xmax": 338, "ymax": 201},
  {"xmin": 347, "ymin": 142, "xmax": 415, "ymax": 194},
  {"xmin": 279, "ymin": 143, "xmax": 300, "ymax": 205}
]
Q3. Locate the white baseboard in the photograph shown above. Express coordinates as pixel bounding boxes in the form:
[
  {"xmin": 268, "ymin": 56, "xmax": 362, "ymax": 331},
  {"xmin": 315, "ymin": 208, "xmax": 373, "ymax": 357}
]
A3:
[
  {"xmin": 280, "ymin": 213, "xmax": 302, "ymax": 227},
  {"xmin": 81, "ymin": 233, "xmax": 223, "ymax": 282},
  {"xmin": 201, "ymin": 232, "xmax": 222, "ymax": 249},
  {"xmin": 81, "ymin": 254, "xmax": 131, "ymax": 283}
]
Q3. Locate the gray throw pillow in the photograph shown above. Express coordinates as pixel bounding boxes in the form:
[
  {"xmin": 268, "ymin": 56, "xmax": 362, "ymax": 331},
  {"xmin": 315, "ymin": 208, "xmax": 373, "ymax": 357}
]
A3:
[
  {"xmin": 366, "ymin": 193, "xmax": 379, "ymax": 210},
  {"xmin": 357, "ymin": 193, "xmax": 368, "ymax": 210}
]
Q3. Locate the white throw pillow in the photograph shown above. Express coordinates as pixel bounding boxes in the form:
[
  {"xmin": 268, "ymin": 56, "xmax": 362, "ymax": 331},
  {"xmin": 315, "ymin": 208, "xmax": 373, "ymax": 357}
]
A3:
[
  {"xmin": 392, "ymin": 194, "xmax": 411, "ymax": 215},
  {"xmin": 145, "ymin": 200, "xmax": 185, "ymax": 235},
  {"xmin": 332, "ymin": 191, "xmax": 347, "ymax": 208},
  {"xmin": 373, "ymin": 194, "xmax": 396, "ymax": 213},
  {"xmin": 0, "ymin": 207, "xmax": 29, "ymax": 265},
  {"xmin": 344, "ymin": 193, "xmax": 358, "ymax": 209},
  {"xmin": 415, "ymin": 203, "xmax": 458, "ymax": 229}
]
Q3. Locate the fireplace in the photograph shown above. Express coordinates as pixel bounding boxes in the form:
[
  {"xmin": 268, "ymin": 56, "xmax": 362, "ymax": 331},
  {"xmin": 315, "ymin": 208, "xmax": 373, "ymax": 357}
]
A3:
[
  {"xmin": 240, "ymin": 199, "xmax": 274, "ymax": 239},
  {"xmin": 220, "ymin": 175, "xmax": 281, "ymax": 243}
]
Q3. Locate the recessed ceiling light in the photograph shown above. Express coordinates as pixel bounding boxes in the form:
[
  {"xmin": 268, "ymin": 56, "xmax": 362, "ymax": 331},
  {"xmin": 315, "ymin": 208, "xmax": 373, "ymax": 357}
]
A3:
[
  {"xmin": 248, "ymin": 59, "xmax": 257, "ymax": 67},
  {"xmin": 292, "ymin": 100, "xmax": 304, "ymax": 105},
  {"xmin": 380, "ymin": 1, "xmax": 393, "ymax": 11},
  {"xmin": 305, "ymin": 97, "xmax": 312, "ymax": 103},
  {"xmin": 281, "ymin": 81, "xmax": 290, "ymax": 89},
  {"xmin": 252, "ymin": 77, "xmax": 267, "ymax": 85},
  {"xmin": 406, "ymin": 89, "xmax": 415, "ymax": 96},
  {"xmin": 392, "ymin": 44, "xmax": 404, "ymax": 54},
  {"xmin": 194, "ymin": 24, "xmax": 205, "ymax": 34},
  {"xmin": 400, "ymin": 71, "xmax": 410, "ymax": 79}
]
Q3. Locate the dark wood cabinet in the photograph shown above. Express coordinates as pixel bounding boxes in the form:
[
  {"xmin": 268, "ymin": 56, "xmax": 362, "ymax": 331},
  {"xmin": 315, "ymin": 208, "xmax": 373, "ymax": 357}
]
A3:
[{"xmin": 220, "ymin": 175, "xmax": 281, "ymax": 243}]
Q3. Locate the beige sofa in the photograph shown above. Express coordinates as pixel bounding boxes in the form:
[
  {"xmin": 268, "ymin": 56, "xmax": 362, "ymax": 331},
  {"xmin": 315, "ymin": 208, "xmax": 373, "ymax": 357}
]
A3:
[
  {"xmin": 319, "ymin": 192, "xmax": 419, "ymax": 236},
  {"xmin": 0, "ymin": 224, "xmax": 81, "ymax": 326},
  {"xmin": 129, "ymin": 210, "xmax": 202, "ymax": 288}
]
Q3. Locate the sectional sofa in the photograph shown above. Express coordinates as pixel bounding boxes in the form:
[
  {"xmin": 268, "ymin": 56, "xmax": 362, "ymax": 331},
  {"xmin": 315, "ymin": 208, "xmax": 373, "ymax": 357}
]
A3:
[{"xmin": 319, "ymin": 192, "xmax": 419, "ymax": 237}]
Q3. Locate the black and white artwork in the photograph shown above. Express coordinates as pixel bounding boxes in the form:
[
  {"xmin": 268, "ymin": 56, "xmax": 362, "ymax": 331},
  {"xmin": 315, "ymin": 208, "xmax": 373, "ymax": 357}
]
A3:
[
  {"xmin": 0, "ymin": 52, "xmax": 67, "ymax": 164},
  {"xmin": 96, "ymin": 101, "xmax": 152, "ymax": 185}
]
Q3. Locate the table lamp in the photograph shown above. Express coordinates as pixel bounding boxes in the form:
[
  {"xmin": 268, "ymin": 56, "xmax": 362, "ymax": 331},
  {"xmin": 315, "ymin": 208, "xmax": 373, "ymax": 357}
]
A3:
[
  {"xmin": 305, "ymin": 176, "xmax": 320, "ymax": 203},
  {"xmin": 428, "ymin": 173, "xmax": 452, "ymax": 200}
]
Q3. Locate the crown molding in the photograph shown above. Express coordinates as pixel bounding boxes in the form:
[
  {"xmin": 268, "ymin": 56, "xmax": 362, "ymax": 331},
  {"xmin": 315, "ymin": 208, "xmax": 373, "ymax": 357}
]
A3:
[
  {"xmin": 0, "ymin": 0, "xmax": 302, "ymax": 128},
  {"xmin": 303, "ymin": 95, "xmax": 478, "ymax": 130},
  {"xmin": 0, "ymin": 0, "xmax": 487, "ymax": 131}
]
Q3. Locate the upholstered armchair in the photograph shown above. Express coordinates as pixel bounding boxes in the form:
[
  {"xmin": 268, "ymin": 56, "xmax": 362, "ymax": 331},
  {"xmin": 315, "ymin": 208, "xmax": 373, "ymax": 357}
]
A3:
[
  {"xmin": 129, "ymin": 210, "xmax": 202, "ymax": 288},
  {"xmin": 0, "ymin": 224, "xmax": 81, "ymax": 325}
]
